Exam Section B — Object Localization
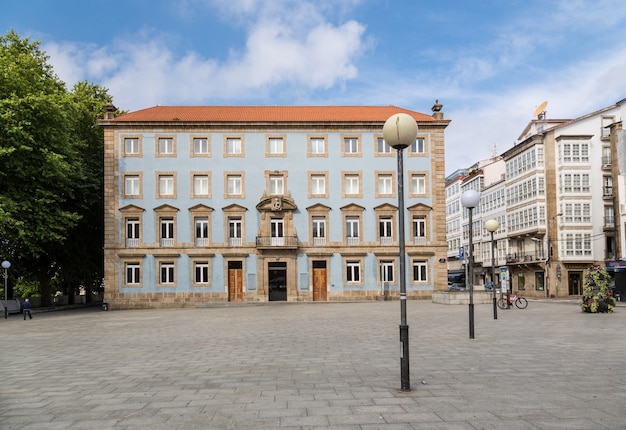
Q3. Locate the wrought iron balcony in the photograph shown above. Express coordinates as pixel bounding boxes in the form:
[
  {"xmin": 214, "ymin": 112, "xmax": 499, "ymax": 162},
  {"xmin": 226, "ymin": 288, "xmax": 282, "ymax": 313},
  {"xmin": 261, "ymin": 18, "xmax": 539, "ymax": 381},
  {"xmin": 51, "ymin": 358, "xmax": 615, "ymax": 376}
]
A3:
[{"xmin": 256, "ymin": 235, "xmax": 298, "ymax": 249}]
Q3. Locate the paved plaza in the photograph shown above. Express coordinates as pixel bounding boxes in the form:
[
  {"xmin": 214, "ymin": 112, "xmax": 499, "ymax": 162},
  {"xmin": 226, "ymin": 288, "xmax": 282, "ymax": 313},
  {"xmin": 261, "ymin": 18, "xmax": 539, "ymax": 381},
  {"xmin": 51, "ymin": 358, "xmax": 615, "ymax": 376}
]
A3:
[{"xmin": 1, "ymin": 299, "xmax": 625, "ymax": 429}]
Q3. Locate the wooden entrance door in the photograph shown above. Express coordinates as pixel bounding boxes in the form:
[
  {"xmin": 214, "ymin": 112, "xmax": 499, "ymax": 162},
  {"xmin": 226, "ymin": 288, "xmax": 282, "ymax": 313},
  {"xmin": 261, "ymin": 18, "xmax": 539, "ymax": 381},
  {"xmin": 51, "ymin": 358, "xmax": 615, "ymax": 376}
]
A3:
[
  {"xmin": 228, "ymin": 261, "xmax": 243, "ymax": 301},
  {"xmin": 312, "ymin": 261, "xmax": 327, "ymax": 301}
]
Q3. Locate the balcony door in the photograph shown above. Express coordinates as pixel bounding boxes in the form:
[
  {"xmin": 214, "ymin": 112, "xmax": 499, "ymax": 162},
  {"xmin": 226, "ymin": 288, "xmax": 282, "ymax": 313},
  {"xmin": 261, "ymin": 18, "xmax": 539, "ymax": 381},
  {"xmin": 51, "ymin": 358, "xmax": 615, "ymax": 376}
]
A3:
[{"xmin": 270, "ymin": 218, "xmax": 284, "ymax": 246}]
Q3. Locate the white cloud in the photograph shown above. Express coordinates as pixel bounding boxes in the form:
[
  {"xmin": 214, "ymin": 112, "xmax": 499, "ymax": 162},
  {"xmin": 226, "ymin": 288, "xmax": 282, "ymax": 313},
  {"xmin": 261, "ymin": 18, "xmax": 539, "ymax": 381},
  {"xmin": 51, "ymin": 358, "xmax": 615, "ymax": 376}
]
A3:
[{"xmin": 41, "ymin": 0, "xmax": 367, "ymax": 110}]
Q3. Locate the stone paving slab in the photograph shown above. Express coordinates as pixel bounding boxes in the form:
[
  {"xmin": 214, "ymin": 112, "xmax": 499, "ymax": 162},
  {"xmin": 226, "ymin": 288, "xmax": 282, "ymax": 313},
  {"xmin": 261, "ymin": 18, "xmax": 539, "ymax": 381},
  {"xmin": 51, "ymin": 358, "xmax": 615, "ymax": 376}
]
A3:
[{"xmin": 1, "ymin": 300, "xmax": 625, "ymax": 429}]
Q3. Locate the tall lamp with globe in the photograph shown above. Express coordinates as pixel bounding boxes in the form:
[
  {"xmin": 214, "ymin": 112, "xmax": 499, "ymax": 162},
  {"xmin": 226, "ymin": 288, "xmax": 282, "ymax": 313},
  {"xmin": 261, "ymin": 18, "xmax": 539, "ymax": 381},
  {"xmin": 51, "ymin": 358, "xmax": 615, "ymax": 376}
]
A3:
[
  {"xmin": 383, "ymin": 112, "xmax": 418, "ymax": 391},
  {"xmin": 460, "ymin": 190, "xmax": 480, "ymax": 339}
]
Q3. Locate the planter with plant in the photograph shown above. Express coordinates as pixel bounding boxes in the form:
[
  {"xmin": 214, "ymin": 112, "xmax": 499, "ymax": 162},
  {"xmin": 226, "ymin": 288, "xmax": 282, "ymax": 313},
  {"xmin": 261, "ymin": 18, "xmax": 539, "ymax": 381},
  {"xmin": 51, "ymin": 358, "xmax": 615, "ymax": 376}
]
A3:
[{"xmin": 581, "ymin": 265, "xmax": 616, "ymax": 313}]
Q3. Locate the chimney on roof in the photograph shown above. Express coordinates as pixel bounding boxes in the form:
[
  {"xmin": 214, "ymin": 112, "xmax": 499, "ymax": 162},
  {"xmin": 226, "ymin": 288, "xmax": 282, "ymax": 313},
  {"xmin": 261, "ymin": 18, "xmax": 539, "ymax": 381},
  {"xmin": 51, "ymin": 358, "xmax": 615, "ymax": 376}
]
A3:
[
  {"xmin": 432, "ymin": 99, "xmax": 443, "ymax": 119},
  {"xmin": 104, "ymin": 101, "xmax": 117, "ymax": 120}
]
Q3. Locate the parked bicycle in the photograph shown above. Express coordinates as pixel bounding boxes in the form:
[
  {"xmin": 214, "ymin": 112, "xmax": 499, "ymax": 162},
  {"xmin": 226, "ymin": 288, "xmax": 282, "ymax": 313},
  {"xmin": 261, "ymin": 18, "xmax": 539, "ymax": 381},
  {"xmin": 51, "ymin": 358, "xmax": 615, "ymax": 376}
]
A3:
[{"xmin": 497, "ymin": 294, "xmax": 528, "ymax": 309}]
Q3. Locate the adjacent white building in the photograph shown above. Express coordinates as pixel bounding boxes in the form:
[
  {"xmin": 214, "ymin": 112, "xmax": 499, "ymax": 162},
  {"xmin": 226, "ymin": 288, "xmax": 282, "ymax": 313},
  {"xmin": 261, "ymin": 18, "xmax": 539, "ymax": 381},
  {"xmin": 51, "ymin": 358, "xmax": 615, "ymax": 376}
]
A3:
[{"xmin": 447, "ymin": 98, "xmax": 626, "ymax": 298}]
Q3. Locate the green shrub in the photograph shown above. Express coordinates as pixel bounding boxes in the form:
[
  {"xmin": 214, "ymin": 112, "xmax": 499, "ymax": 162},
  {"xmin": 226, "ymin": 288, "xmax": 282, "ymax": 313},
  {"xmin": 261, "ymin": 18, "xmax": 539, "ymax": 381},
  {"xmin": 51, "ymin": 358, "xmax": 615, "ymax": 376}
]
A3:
[{"xmin": 13, "ymin": 277, "xmax": 40, "ymax": 298}]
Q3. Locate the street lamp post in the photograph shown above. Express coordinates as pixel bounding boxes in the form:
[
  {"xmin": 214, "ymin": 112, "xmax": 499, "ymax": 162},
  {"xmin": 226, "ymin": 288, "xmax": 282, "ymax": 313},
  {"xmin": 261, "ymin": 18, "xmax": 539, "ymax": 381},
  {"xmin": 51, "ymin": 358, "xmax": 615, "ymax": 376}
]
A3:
[
  {"xmin": 383, "ymin": 113, "xmax": 418, "ymax": 392},
  {"xmin": 461, "ymin": 190, "xmax": 480, "ymax": 339},
  {"xmin": 485, "ymin": 219, "xmax": 500, "ymax": 320},
  {"xmin": 2, "ymin": 260, "xmax": 10, "ymax": 319}
]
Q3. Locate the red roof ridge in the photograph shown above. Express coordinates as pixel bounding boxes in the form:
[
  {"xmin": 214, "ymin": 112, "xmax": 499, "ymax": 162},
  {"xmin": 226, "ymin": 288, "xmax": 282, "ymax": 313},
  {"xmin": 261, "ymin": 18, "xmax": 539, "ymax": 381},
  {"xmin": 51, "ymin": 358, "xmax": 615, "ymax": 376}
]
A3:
[{"xmin": 109, "ymin": 105, "xmax": 437, "ymax": 123}]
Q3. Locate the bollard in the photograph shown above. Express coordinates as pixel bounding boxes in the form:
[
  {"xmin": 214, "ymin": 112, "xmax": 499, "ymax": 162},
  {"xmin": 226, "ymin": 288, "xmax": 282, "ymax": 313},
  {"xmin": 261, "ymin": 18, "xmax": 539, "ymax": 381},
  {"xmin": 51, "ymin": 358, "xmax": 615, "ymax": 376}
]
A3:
[{"xmin": 102, "ymin": 303, "xmax": 108, "ymax": 311}]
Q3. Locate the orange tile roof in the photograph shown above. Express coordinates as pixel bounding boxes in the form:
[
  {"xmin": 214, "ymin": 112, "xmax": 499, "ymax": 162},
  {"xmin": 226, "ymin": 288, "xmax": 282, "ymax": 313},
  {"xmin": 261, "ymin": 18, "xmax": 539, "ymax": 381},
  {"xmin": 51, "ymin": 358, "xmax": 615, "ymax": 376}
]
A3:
[{"xmin": 110, "ymin": 105, "xmax": 435, "ymax": 123}]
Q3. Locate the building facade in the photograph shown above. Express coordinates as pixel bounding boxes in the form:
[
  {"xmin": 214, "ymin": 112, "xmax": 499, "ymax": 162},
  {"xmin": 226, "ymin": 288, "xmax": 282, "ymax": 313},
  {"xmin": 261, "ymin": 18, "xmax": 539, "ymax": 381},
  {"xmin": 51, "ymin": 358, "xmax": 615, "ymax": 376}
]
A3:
[
  {"xmin": 100, "ymin": 104, "xmax": 450, "ymax": 309},
  {"xmin": 447, "ymin": 98, "xmax": 626, "ymax": 299}
]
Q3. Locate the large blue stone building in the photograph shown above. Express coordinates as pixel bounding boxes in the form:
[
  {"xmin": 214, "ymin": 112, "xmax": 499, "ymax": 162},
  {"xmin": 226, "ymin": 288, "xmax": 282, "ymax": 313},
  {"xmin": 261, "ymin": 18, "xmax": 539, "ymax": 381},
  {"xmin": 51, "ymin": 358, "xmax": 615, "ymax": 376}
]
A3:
[{"xmin": 100, "ymin": 104, "xmax": 450, "ymax": 308}]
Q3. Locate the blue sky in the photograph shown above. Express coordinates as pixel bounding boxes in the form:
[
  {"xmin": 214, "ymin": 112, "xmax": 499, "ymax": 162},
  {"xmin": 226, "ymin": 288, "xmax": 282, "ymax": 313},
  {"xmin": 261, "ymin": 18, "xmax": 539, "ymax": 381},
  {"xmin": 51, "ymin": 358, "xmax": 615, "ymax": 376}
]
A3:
[{"xmin": 3, "ymin": 0, "xmax": 626, "ymax": 173}]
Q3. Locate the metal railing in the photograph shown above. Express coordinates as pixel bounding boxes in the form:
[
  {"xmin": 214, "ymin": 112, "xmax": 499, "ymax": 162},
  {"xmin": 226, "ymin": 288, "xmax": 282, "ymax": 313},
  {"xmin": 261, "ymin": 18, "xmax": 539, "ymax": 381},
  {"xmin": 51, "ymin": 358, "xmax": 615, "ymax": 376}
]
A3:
[
  {"xmin": 380, "ymin": 237, "xmax": 393, "ymax": 246},
  {"xmin": 313, "ymin": 237, "xmax": 326, "ymax": 246},
  {"xmin": 195, "ymin": 238, "xmax": 209, "ymax": 247},
  {"xmin": 229, "ymin": 237, "xmax": 242, "ymax": 247},
  {"xmin": 346, "ymin": 237, "xmax": 359, "ymax": 246},
  {"xmin": 126, "ymin": 238, "xmax": 139, "ymax": 248},
  {"xmin": 160, "ymin": 238, "xmax": 174, "ymax": 247},
  {"xmin": 256, "ymin": 236, "xmax": 298, "ymax": 248}
]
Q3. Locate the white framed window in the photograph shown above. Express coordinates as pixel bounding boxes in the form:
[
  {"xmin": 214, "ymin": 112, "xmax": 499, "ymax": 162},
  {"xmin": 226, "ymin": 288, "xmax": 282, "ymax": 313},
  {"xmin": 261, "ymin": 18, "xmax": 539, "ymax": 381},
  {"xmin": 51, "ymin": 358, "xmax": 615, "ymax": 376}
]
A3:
[
  {"xmin": 346, "ymin": 260, "xmax": 361, "ymax": 283},
  {"xmin": 411, "ymin": 174, "xmax": 426, "ymax": 195},
  {"xmin": 603, "ymin": 146, "xmax": 612, "ymax": 166},
  {"xmin": 412, "ymin": 260, "xmax": 427, "ymax": 282},
  {"xmin": 379, "ymin": 216, "xmax": 393, "ymax": 245},
  {"xmin": 310, "ymin": 137, "xmax": 326, "ymax": 155},
  {"xmin": 377, "ymin": 137, "xmax": 392, "ymax": 154},
  {"xmin": 378, "ymin": 174, "xmax": 393, "ymax": 195},
  {"xmin": 604, "ymin": 176, "xmax": 613, "ymax": 197},
  {"xmin": 344, "ymin": 174, "xmax": 360, "ymax": 195},
  {"xmin": 126, "ymin": 218, "xmax": 140, "ymax": 248},
  {"xmin": 226, "ymin": 137, "xmax": 242, "ymax": 155},
  {"xmin": 268, "ymin": 137, "xmax": 284, "ymax": 155},
  {"xmin": 195, "ymin": 217, "xmax": 209, "ymax": 246},
  {"xmin": 344, "ymin": 137, "xmax": 358, "ymax": 154},
  {"xmin": 194, "ymin": 261, "xmax": 210, "ymax": 284},
  {"xmin": 413, "ymin": 215, "xmax": 426, "ymax": 244},
  {"xmin": 270, "ymin": 175, "xmax": 284, "ymax": 195},
  {"xmin": 193, "ymin": 175, "xmax": 209, "ymax": 197},
  {"xmin": 160, "ymin": 218, "xmax": 175, "ymax": 247},
  {"xmin": 158, "ymin": 138, "xmax": 174, "ymax": 155},
  {"xmin": 193, "ymin": 138, "xmax": 209, "ymax": 155},
  {"xmin": 561, "ymin": 173, "xmax": 590, "ymax": 194},
  {"xmin": 269, "ymin": 218, "xmax": 285, "ymax": 246},
  {"xmin": 312, "ymin": 216, "xmax": 326, "ymax": 246},
  {"xmin": 346, "ymin": 216, "xmax": 359, "ymax": 245},
  {"xmin": 125, "ymin": 262, "xmax": 141, "ymax": 285},
  {"xmin": 605, "ymin": 206, "xmax": 615, "ymax": 227},
  {"xmin": 124, "ymin": 138, "xmax": 139, "ymax": 155},
  {"xmin": 311, "ymin": 174, "xmax": 326, "ymax": 196},
  {"xmin": 561, "ymin": 142, "xmax": 589, "ymax": 163},
  {"xmin": 227, "ymin": 174, "xmax": 243, "ymax": 196},
  {"xmin": 410, "ymin": 137, "xmax": 425, "ymax": 154},
  {"xmin": 124, "ymin": 175, "xmax": 140, "ymax": 196},
  {"xmin": 380, "ymin": 260, "xmax": 394, "ymax": 283},
  {"xmin": 564, "ymin": 233, "xmax": 592, "ymax": 256},
  {"xmin": 229, "ymin": 217, "xmax": 242, "ymax": 246},
  {"xmin": 159, "ymin": 175, "xmax": 175, "ymax": 197},
  {"xmin": 159, "ymin": 262, "xmax": 175, "ymax": 284}
]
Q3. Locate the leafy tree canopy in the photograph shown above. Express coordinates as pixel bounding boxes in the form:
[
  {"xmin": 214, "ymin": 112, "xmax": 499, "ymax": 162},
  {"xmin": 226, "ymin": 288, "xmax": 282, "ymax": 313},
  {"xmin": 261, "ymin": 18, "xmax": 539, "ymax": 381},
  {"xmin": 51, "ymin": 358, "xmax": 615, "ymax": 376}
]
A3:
[{"xmin": 0, "ymin": 30, "xmax": 112, "ymax": 304}]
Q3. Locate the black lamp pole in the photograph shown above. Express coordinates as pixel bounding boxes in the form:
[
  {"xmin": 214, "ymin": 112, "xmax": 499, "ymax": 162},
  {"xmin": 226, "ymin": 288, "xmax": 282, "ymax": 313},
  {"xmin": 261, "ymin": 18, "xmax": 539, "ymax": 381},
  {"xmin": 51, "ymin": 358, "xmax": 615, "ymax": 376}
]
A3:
[
  {"xmin": 383, "ymin": 113, "xmax": 418, "ymax": 392},
  {"xmin": 461, "ymin": 190, "xmax": 480, "ymax": 339}
]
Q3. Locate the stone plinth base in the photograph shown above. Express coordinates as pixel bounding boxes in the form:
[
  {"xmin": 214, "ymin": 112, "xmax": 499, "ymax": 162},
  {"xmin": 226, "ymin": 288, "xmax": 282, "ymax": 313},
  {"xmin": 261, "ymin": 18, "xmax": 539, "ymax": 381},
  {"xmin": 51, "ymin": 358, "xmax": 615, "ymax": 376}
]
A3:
[{"xmin": 432, "ymin": 291, "xmax": 495, "ymax": 305}]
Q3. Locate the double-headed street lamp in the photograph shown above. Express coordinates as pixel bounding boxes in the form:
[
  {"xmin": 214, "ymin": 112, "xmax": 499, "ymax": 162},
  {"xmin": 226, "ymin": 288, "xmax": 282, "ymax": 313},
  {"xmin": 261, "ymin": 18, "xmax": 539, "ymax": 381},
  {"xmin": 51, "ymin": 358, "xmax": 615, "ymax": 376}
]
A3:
[
  {"xmin": 460, "ymin": 190, "xmax": 480, "ymax": 339},
  {"xmin": 485, "ymin": 219, "xmax": 500, "ymax": 320},
  {"xmin": 2, "ymin": 260, "xmax": 10, "ymax": 319},
  {"xmin": 383, "ymin": 113, "xmax": 418, "ymax": 392}
]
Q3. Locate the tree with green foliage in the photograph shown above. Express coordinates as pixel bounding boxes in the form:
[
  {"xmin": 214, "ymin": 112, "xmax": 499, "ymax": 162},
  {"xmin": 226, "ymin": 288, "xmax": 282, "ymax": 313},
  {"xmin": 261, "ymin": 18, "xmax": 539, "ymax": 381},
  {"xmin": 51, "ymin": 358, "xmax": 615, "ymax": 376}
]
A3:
[
  {"xmin": 581, "ymin": 265, "xmax": 616, "ymax": 313},
  {"xmin": 0, "ymin": 30, "xmax": 111, "ymax": 306}
]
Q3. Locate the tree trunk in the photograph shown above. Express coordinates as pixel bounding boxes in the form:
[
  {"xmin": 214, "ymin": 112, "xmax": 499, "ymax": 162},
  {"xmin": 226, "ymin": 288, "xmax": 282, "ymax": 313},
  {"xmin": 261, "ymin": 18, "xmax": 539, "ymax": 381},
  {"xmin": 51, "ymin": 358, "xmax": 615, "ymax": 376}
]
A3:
[{"xmin": 38, "ymin": 274, "xmax": 52, "ymax": 307}]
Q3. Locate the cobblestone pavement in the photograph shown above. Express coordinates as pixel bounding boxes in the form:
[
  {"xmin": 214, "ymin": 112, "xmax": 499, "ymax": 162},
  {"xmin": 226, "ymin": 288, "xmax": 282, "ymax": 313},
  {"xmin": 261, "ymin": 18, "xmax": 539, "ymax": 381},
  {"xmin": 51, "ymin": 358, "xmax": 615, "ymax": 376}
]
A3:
[{"xmin": 1, "ymin": 299, "xmax": 625, "ymax": 429}]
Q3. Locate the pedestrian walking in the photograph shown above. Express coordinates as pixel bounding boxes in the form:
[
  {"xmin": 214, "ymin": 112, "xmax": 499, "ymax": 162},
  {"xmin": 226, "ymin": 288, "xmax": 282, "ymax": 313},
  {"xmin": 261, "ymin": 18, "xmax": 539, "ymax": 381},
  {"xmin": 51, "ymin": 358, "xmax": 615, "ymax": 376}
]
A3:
[{"xmin": 23, "ymin": 299, "xmax": 32, "ymax": 320}]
